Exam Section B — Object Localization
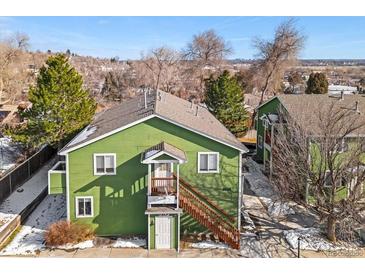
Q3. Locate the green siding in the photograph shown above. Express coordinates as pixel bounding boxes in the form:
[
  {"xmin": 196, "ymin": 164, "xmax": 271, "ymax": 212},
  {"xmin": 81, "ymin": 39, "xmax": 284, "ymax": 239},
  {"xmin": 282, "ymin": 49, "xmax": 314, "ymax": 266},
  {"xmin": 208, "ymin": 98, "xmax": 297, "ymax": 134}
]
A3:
[
  {"xmin": 256, "ymin": 97, "xmax": 280, "ymax": 162},
  {"xmin": 49, "ymin": 172, "xmax": 66, "ymax": 194},
  {"xmin": 68, "ymin": 117, "xmax": 240, "ymax": 236}
]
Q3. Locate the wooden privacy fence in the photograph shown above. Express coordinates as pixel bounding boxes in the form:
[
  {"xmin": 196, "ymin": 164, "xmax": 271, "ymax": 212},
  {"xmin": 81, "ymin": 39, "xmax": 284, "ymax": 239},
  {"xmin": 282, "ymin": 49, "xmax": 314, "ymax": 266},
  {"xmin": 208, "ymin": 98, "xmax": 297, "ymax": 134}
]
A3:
[{"xmin": 0, "ymin": 145, "xmax": 56, "ymax": 204}]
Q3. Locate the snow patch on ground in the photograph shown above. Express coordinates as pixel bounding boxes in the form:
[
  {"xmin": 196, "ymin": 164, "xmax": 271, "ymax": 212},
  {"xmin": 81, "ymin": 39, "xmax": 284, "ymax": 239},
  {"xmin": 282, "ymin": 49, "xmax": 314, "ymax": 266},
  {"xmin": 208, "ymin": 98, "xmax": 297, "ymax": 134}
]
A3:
[
  {"xmin": 267, "ymin": 200, "xmax": 295, "ymax": 218},
  {"xmin": 241, "ymin": 210, "xmax": 256, "ymax": 231},
  {"xmin": 0, "ymin": 195, "xmax": 66, "ymax": 256},
  {"xmin": 244, "ymin": 159, "xmax": 304, "ymax": 220},
  {"xmin": 284, "ymin": 228, "xmax": 342, "ymax": 251},
  {"xmin": 191, "ymin": 240, "xmax": 229, "ymax": 249},
  {"xmin": 0, "ymin": 160, "xmax": 55, "ymax": 215},
  {"xmin": 0, "ymin": 213, "xmax": 16, "ymax": 227},
  {"xmin": 243, "ymin": 159, "xmax": 275, "ymax": 198},
  {"xmin": 56, "ymin": 240, "xmax": 94, "ymax": 250},
  {"xmin": 0, "ymin": 137, "xmax": 22, "ymax": 173},
  {"xmin": 112, "ymin": 237, "xmax": 146, "ymax": 248}
]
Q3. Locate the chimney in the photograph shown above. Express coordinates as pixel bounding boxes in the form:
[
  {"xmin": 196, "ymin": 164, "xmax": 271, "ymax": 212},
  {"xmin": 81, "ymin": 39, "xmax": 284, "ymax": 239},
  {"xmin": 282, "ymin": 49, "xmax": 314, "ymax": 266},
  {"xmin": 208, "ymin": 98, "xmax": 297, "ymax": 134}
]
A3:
[
  {"xmin": 158, "ymin": 92, "xmax": 162, "ymax": 101},
  {"xmin": 355, "ymin": 101, "xmax": 360, "ymax": 113},
  {"xmin": 340, "ymin": 91, "xmax": 344, "ymax": 100},
  {"xmin": 195, "ymin": 105, "xmax": 199, "ymax": 117},
  {"xmin": 144, "ymin": 90, "xmax": 147, "ymax": 109}
]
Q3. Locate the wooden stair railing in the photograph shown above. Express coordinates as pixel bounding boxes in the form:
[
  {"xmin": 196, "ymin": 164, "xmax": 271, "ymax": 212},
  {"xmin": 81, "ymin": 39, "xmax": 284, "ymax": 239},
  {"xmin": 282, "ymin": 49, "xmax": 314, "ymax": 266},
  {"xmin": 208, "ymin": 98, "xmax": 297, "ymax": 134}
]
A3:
[{"xmin": 176, "ymin": 175, "xmax": 240, "ymax": 250}]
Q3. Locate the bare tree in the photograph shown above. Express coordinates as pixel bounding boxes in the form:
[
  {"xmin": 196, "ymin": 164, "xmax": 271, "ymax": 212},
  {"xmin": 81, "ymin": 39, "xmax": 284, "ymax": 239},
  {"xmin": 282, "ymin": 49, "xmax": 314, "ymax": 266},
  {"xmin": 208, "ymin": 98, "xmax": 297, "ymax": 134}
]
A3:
[
  {"xmin": 252, "ymin": 20, "xmax": 305, "ymax": 104},
  {"xmin": 0, "ymin": 33, "xmax": 29, "ymax": 103},
  {"xmin": 101, "ymin": 69, "xmax": 137, "ymax": 102},
  {"xmin": 141, "ymin": 47, "xmax": 181, "ymax": 92},
  {"xmin": 183, "ymin": 30, "xmax": 232, "ymax": 99},
  {"xmin": 271, "ymin": 100, "xmax": 365, "ymax": 242}
]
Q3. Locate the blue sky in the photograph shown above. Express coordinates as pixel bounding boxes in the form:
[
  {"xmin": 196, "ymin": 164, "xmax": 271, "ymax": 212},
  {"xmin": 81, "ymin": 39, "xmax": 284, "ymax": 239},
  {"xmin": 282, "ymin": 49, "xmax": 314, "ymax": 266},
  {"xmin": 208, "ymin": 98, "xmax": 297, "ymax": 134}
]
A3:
[{"xmin": 0, "ymin": 16, "xmax": 364, "ymax": 59}]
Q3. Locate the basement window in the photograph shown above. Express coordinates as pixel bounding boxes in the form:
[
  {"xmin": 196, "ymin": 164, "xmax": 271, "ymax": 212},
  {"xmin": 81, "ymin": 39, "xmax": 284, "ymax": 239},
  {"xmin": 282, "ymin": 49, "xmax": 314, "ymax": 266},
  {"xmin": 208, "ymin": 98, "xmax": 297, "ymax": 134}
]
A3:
[
  {"xmin": 198, "ymin": 152, "xmax": 219, "ymax": 173},
  {"xmin": 94, "ymin": 154, "xmax": 116, "ymax": 175},
  {"xmin": 76, "ymin": 197, "xmax": 93, "ymax": 218}
]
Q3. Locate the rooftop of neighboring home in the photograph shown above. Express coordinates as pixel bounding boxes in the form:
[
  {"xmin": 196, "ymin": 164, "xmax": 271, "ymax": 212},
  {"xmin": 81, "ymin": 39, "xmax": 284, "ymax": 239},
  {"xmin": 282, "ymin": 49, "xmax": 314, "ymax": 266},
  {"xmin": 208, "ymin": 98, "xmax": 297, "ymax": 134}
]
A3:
[
  {"xmin": 59, "ymin": 90, "xmax": 248, "ymax": 154},
  {"xmin": 260, "ymin": 93, "xmax": 365, "ymax": 136}
]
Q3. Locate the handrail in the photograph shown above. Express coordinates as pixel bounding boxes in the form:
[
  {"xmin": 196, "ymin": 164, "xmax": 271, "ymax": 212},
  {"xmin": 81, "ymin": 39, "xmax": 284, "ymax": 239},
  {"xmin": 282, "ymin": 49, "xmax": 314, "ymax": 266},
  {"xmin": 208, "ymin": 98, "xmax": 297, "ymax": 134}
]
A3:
[
  {"xmin": 173, "ymin": 174, "xmax": 235, "ymax": 223},
  {"xmin": 179, "ymin": 183, "xmax": 237, "ymax": 231},
  {"xmin": 151, "ymin": 177, "xmax": 175, "ymax": 180},
  {"xmin": 179, "ymin": 183, "xmax": 240, "ymax": 249}
]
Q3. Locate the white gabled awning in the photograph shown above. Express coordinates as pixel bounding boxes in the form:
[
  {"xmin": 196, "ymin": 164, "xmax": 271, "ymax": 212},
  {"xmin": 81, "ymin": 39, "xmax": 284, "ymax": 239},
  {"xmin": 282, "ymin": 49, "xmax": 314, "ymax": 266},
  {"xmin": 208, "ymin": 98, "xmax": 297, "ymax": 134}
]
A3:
[{"xmin": 141, "ymin": 142, "xmax": 187, "ymax": 164}]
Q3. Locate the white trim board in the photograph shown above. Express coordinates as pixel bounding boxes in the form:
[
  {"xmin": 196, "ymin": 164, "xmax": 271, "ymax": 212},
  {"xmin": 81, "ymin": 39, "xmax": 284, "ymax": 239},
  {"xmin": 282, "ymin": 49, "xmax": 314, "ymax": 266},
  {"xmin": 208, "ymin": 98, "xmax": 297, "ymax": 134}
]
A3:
[
  {"xmin": 141, "ymin": 150, "xmax": 186, "ymax": 164},
  {"xmin": 75, "ymin": 196, "xmax": 94, "ymax": 218},
  {"xmin": 93, "ymin": 153, "xmax": 117, "ymax": 175},
  {"xmin": 66, "ymin": 154, "xmax": 70, "ymax": 221},
  {"xmin": 59, "ymin": 114, "xmax": 248, "ymax": 155},
  {"xmin": 197, "ymin": 152, "xmax": 220, "ymax": 173}
]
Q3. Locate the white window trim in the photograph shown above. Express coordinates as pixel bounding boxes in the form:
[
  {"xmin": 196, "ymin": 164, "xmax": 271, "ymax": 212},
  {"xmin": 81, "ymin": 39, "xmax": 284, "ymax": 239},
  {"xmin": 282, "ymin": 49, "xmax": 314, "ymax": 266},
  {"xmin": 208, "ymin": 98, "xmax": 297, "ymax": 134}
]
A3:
[
  {"xmin": 75, "ymin": 196, "xmax": 94, "ymax": 218},
  {"xmin": 93, "ymin": 153, "xmax": 117, "ymax": 175},
  {"xmin": 197, "ymin": 152, "xmax": 220, "ymax": 173}
]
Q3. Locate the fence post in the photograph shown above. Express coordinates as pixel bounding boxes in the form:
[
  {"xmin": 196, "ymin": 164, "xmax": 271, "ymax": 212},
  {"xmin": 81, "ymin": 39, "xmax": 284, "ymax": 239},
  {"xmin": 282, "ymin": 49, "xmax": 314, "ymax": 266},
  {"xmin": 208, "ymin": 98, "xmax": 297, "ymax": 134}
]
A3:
[{"xmin": 28, "ymin": 159, "xmax": 31, "ymax": 178}]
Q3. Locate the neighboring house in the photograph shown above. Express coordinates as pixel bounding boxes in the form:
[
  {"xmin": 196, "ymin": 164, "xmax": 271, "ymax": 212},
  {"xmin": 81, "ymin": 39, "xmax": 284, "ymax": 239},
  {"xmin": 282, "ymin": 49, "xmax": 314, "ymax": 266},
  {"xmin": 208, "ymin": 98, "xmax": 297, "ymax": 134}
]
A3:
[
  {"xmin": 255, "ymin": 93, "xmax": 365, "ymax": 196},
  {"xmin": 48, "ymin": 90, "xmax": 248, "ymax": 251}
]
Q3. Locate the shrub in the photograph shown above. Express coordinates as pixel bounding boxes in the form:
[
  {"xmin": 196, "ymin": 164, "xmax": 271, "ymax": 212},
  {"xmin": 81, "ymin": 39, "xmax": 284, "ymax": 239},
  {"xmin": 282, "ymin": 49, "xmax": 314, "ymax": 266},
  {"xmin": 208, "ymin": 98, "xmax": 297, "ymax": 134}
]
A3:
[{"xmin": 45, "ymin": 220, "xmax": 94, "ymax": 246}]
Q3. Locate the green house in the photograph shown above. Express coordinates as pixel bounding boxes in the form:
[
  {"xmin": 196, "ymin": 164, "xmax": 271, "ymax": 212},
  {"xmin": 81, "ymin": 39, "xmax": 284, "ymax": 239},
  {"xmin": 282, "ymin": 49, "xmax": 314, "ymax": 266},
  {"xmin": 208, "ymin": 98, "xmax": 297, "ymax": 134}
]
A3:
[
  {"xmin": 48, "ymin": 90, "xmax": 248, "ymax": 251},
  {"xmin": 255, "ymin": 93, "xmax": 365, "ymax": 197}
]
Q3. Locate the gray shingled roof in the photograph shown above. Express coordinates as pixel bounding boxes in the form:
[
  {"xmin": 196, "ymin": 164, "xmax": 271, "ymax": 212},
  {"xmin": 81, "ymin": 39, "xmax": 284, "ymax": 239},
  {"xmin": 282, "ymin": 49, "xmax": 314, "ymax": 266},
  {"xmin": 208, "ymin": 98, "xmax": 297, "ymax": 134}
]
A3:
[
  {"xmin": 276, "ymin": 94, "xmax": 365, "ymax": 135},
  {"xmin": 60, "ymin": 90, "xmax": 247, "ymax": 154},
  {"xmin": 142, "ymin": 142, "xmax": 187, "ymax": 162}
]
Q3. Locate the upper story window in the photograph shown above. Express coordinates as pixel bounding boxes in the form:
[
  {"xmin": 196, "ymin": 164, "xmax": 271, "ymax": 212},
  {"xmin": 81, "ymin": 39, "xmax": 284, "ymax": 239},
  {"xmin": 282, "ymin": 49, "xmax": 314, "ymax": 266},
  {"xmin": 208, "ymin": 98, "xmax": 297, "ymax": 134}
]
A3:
[
  {"xmin": 76, "ymin": 196, "xmax": 93, "ymax": 218},
  {"xmin": 198, "ymin": 152, "xmax": 219, "ymax": 173},
  {"xmin": 93, "ymin": 153, "xmax": 116, "ymax": 175}
]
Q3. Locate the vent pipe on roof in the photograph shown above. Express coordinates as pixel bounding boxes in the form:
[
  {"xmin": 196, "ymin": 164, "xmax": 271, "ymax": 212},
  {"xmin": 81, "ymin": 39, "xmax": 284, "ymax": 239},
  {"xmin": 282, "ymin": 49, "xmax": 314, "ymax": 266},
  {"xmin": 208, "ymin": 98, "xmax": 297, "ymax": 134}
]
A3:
[
  {"xmin": 144, "ymin": 90, "xmax": 147, "ymax": 109},
  {"xmin": 158, "ymin": 92, "xmax": 162, "ymax": 101},
  {"xmin": 190, "ymin": 100, "xmax": 194, "ymax": 109},
  {"xmin": 355, "ymin": 101, "xmax": 360, "ymax": 113},
  {"xmin": 195, "ymin": 105, "xmax": 199, "ymax": 117}
]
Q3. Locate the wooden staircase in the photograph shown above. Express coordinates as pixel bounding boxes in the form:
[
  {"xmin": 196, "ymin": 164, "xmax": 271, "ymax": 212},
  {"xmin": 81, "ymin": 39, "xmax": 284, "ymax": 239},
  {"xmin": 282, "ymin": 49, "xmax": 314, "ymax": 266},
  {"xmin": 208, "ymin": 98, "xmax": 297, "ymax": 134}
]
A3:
[{"xmin": 176, "ymin": 175, "xmax": 240, "ymax": 249}]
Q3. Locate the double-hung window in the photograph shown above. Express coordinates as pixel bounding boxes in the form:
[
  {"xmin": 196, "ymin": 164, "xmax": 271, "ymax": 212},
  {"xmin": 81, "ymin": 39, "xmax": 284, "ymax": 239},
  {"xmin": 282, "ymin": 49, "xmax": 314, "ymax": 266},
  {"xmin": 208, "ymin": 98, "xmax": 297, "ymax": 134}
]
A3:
[
  {"xmin": 198, "ymin": 152, "xmax": 219, "ymax": 173},
  {"xmin": 76, "ymin": 197, "xmax": 93, "ymax": 218},
  {"xmin": 94, "ymin": 154, "xmax": 116, "ymax": 175}
]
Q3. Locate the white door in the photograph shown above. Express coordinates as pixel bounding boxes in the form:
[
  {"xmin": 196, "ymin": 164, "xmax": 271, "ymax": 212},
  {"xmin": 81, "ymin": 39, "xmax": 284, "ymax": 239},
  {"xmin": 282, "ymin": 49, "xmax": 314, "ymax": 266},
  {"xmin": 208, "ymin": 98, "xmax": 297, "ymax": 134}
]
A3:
[{"xmin": 155, "ymin": 216, "xmax": 171, "ymax": 249}]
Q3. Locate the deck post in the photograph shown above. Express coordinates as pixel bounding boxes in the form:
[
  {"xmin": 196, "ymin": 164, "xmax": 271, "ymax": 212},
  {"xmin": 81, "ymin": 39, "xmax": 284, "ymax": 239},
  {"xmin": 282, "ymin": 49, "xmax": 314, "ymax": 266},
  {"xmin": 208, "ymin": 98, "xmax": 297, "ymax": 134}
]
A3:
[
  {"xmin": 177, "ymin": 213, "xmax": 181, "ymax": 253},
  {"xmin": 147, "ymin": 214, "xmax": 150, "ymax": 251},
  {"xmin": 148, "ymin": 164, "xmax": 151, "ymax": 208},
  {"xmin": 176, "ymin": 164, "xmax": 180, "ymax": 209}
]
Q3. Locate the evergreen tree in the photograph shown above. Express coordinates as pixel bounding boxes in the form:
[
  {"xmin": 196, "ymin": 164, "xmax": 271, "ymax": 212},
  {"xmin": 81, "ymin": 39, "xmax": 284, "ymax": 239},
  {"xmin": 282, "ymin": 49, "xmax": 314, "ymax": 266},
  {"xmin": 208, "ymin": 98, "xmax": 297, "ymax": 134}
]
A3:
[
  {"xmin": 8, "ymin": 54, "xmax": 96, "ymax": 149},
  {"xmin": 305, "ymin": 72, "xmax": 329, "ymax": 94},
  {"xmin": 204, "ymin": 70, "xmax": 248, "ymax": 136}
]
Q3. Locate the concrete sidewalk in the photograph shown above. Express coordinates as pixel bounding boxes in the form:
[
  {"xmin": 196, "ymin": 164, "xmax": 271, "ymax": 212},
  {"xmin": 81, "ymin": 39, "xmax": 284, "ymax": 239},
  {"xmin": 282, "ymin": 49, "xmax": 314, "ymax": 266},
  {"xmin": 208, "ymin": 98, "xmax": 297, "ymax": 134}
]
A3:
[
  {"xmin": 35, "ymin": 246, "xmax": 365, "ymax": 258},
  {"xmin": 37, "ymin": 247, "xmax": 242, "ymax": 258}
]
